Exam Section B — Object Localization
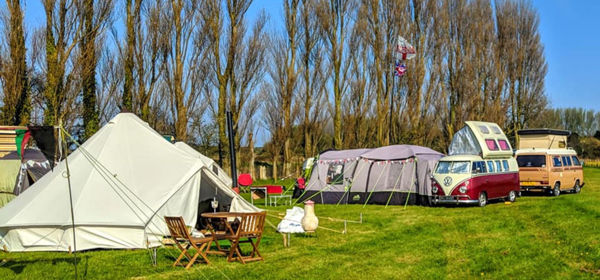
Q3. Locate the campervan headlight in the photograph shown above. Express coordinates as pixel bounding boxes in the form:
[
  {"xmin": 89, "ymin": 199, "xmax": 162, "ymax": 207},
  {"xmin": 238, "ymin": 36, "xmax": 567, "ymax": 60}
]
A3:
[
  {"xmin": 459, "ymin": 186, "xmax": 467, "ymax": 193},
  {"xmin": 432, "ymin": 186, "xmax": 439, "ymax": 194}
]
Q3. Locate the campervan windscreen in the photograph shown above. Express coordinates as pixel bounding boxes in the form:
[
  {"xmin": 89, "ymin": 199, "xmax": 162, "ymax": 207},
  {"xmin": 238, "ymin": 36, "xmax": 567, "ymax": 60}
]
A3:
[
  {"xmin": 435, "ymin": 161, "xmax": 470, "ymax": 174},
  {"xmin": 516, "ymin": 155, "xmax": 546, "ymax": 167}
]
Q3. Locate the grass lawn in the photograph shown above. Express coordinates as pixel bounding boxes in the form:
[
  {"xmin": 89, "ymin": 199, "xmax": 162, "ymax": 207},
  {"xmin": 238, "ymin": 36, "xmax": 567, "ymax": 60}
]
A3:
[{"xmin": 1, "ymin": 168, "xmax": 599, "ymax": 279}]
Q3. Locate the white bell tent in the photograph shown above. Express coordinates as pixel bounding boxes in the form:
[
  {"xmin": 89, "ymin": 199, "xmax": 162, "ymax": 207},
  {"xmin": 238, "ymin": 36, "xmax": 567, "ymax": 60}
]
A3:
[
  {"xmin": 174, "ymin": 142, "xmax": 232, "ymax": 187},
  {"xmin": 0, "ymin": 113, "xmax": 258, "ymax": 252}
]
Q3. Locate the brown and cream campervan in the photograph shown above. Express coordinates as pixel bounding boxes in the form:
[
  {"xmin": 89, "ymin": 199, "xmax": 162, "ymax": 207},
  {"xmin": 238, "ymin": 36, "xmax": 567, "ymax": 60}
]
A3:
[{"xmin": 515, "ymin": 129, "xmax": 584, "ymax": 196}]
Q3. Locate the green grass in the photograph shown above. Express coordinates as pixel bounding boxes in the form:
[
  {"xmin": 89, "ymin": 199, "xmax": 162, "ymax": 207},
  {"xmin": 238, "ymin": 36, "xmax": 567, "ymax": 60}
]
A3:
[{"xmin": 1, "ymin": 169, "xmax": 600, "ymax": 279}]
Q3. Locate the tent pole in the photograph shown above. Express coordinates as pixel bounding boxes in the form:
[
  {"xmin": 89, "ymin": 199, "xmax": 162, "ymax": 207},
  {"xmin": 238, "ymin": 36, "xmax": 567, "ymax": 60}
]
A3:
[
  {"xmin": 385, "ymin": 161, "xmax": 406, "ymax": 208},
  {"xmin": 60, "ymin": 125, "xmax": 78, "ymax": 279},
  {"xmin": 403, "ymin": 158, "xmax": 417, "ymax": 210},
  {"xmin": 363, "ymin": 162, "xmax": 389, "ymax": 208}
]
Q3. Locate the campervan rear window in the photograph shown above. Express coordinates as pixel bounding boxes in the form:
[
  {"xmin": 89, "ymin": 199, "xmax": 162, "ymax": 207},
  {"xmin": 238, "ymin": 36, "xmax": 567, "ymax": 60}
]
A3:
[
  {"xmin": 517, "ymin": 155, "xmax": 546, "ymax": 167},
  {"xmin": 436, "ymin": 161, "xmax": 470, "ymax": 174},
  {"xmin": 485, "ymin": 139, "xmax": 499, "ymax": 151},
  {"xmin": 498, "ymin": 139, "xmax": 511, "ymax": 151}
]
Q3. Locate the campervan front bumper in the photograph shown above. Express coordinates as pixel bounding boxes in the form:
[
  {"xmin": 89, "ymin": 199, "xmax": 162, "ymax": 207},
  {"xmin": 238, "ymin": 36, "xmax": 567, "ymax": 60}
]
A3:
[{"xmin": 432, "ymin": 195, "xmax": 478, "ymax": 205}]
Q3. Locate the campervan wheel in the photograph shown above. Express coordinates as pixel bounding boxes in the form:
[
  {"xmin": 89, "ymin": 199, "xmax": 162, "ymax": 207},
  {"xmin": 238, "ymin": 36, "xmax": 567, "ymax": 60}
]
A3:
[
  {"xmin": 478, "ymin": 192, "xmax": 487, "ymax": 207},
  {"xmin": 553, "ymin": 183, "xmax": 560, "ymax": 197},
  {"xmin": 574, "ymin": 181, "xmax": 581, "ymax": 194},
  {"xmin": 507, "ymin": 191, "xmax": 516, "ymax": 203}
]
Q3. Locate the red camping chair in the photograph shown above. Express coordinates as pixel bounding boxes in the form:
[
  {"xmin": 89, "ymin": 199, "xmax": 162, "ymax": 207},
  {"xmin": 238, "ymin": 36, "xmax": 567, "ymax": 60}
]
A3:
[{"xmin": 235, "ymin": 173, "xmax": 252, "ymax": 194}]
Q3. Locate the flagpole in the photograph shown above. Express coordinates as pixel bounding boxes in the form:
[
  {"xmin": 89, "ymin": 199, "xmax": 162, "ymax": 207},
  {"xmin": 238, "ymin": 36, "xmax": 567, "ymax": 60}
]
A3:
[{"xmin": 60, "ymin": 122, "xmax": 78, "ymax": 279}]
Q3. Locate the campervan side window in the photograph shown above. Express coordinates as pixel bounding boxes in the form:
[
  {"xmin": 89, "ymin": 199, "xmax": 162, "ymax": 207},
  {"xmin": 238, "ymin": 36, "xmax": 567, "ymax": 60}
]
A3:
[
  {"xmin": 572, "ymin": 156, "xmax": 582, "ymax": 166},
  {"xmin": 553, "ymin": 156, "xmax": 562, "ymax": 167},
  {"xmin": 517, "ymin": 155, "xmax": 546, "ymax": 167},
  {"xmin": 472, "ymin": 161, "xmax": 487, "ymax": 174},
  {"xmin": 502, "ymin": 160, "xmax": 509, "ymax": 171},
  {"xmin": 486, "ymin": 161, "xmax": 495, "ymax": 173},
  {"xmin": 479, "ymin": 125, "xmax": 490, "ymax": 134},
  {"xmin": 498, "ymin": 139, "xmax": 511, "ymax": 151},
  {"xmin": 491, "ymin": 126, "xmax": 502, "ymax": 134},
  {"xmin": 562, "ymin": 156, "xmax": 572, "ymax": 166},
  {"xmin": 485, "ymin": 139, "xmax": 499, "ymax": 151},
  {"xmin": 495, "ymin": 160, "xmax": 503, "ymax": 172},
  {"xmin": 436, "ymin": 161, "xmax": 470, "ymax": 174},
  {"xmin": 327, "ymin": 163, "xmax": 344, "ymax": 184}
]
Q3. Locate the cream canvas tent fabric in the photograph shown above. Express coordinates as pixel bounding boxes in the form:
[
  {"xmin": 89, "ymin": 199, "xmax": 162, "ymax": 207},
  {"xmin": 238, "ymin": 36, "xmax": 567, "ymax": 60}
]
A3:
[
  {"xmin": 0, "ymin": 113, "xmax": 258, "ymax": 252},
  {"xmin": 174, "ymin": 142, "xmax": 232, "ymax": 187}
]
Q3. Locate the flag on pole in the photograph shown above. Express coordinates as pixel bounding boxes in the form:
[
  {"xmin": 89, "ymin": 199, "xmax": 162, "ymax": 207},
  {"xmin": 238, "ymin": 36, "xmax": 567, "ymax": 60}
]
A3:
[
  {"xmin": 395, "ymin": 36, "xmax": 416, "ymax": 61},
  {"xmin": 395, "ymin": 62, "xmax": 407, "ymax": 76},
  {"xmin": 15, "ymin": 129, "xmax": 30, "ymax": 159}
]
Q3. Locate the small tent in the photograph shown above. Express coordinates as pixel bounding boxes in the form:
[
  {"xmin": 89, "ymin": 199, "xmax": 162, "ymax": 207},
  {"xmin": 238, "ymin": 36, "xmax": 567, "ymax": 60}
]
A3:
[
  {"xmin": 0, "ymin": 149, "xmax": 51, "ymax": 207},
  {"xmin": 300, "ymin": 145, "xmax": 443, "ymax": 206},
  {"xmin": 0, "ymin": 113, "xmax": 258, "ymax": 252}
]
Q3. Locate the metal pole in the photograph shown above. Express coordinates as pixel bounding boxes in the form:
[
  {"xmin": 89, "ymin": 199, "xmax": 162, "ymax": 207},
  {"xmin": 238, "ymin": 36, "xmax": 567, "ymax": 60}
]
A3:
[
  {"xmin": 61, "ymin": 125, "xmax": 78, "ymax": 279},
  {"xmin": 227, "ymin": 111, "xmax": 238, "ymax": 189}
]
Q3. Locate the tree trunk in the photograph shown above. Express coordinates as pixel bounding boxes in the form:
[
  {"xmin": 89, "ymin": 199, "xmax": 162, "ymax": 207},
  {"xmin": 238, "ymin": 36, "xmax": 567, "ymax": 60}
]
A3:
[
  {"xmin": 248, "ymin": 132, "xmax": 255, "ymax": 179},
  {"xmin": 1, "ymin": 0, "xmax": 30, "ymax": 126},
  {"xmin": 81, "ymin": 0, "xmax": 99, "ymax": 140},
  {"xmin": 122, "ymin": 0, "xmax": 134, "ymax": 112}
]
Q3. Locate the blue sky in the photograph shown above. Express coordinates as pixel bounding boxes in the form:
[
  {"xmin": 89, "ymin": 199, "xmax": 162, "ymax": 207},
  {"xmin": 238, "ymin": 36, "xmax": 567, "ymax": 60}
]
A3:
[{"xmin": 19, "ymin": 0, "xmax": 600, "ymax": 111}]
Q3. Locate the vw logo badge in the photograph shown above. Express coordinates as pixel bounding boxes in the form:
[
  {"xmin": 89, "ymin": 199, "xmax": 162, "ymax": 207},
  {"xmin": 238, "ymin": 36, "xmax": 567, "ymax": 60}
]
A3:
[{"xmin": 443, "ymin": 176, "xmax": 452, "ymax": 186}]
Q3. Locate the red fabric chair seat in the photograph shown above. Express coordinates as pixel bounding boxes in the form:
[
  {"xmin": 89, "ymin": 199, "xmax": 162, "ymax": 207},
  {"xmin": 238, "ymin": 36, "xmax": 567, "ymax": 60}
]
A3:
[
  {"xmin": 238, "ymin": 173, "xmax": 253, "ymax": 187},
  {"xmin": 265, "ymin": 185, "xmax": 283, "ymax": 195}
]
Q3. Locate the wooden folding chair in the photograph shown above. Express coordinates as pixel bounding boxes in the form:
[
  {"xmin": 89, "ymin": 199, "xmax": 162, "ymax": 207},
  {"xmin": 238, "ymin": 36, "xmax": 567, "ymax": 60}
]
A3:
[
  {"xmin": 165, "ymin": 216, "xmax": 212, "ymax": 269},
  {"xmin": 227, "ymin": 212, "xmax": 266, "ymax": 264}
]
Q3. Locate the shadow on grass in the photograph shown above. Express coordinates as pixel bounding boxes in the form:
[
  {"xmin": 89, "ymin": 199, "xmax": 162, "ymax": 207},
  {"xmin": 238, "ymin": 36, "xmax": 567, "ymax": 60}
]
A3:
[
  {"xmin": 432, "ymin": 198, "xmax": 509, "ymax": 208},
  {"xmin": 521, "ymin": 190, "xmax": 580, "ymax": 197},
  {"xmin": 0, "ymin": 255, "xmax": 83, "ymax": 275}
]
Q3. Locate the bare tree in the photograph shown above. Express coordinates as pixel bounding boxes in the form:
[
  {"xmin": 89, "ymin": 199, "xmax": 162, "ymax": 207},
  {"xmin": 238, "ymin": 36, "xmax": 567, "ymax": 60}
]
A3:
[
  {"xmin": 78, "ymin": 0, "xmax": 113, "ymax": 139},
  {"xmin": 160, "ymin": 0, "xmax": 210, "ymax": 141},
  {"xmin": 316, "ymin": 0, "xmax": 354, "ymax": 149},
  {"xmin": 0, "ymin": 0, "xmax": 30, "ymax": 125},
  {"xmin": 201, "ymin": 0, "xmax": 252, "ymax": 167}
]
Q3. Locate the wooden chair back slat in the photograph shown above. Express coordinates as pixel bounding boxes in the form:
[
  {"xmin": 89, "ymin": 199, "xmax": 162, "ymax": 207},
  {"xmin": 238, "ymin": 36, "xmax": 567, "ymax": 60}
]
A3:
[
  {"xmin": 234, "ymin": 212, "xmax": 266, "ymax": 238},
  {"xmin": 165, "ymin": 216, "xmax": 192, "ymax": 240}
]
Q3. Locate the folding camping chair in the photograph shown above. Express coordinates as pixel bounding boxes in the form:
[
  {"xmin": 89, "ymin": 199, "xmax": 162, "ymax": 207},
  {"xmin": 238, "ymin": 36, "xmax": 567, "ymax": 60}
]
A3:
[
  {"xmin": 164, "ymin": 216, "xmax": 213, "ymax": 269},
  {"xmin": 227, "ymin": 212, "xmax": 266, "ymax": 264}
]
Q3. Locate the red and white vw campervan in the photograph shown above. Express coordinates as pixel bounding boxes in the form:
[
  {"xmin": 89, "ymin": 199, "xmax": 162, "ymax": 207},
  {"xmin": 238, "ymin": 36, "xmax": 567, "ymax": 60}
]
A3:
[{"xmin": 432, "ymin": 121, "xmax": 520, "ymax": 207}]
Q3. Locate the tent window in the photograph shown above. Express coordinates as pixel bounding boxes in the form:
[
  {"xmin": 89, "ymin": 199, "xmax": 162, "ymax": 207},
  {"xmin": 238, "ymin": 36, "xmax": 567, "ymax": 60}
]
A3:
[
  {"xmin": 478, "ymin": 125, "xmax": 490, "ymax": 134},
  {"xmin": 212, "ymin": 165, "xmax": 218, "ymax": 175},
  {"xmin": 485, "ymin": 139, "xmax": 499, "ymax": 151},
  {"xmin": 327, "ymin": 163, "xmax": 344, "ymax": 184},
  {"xmin": 498, "ymin": 139, "xmax": 511, "ymax": 151}
]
